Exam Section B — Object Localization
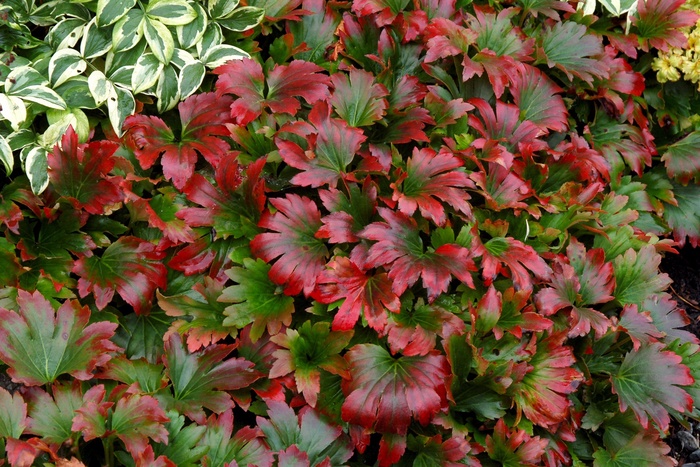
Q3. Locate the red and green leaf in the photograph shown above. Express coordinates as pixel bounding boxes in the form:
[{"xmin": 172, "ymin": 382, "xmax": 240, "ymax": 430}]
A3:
[
  {"xmin": 0, "ymin": 387, "xmax": 27, "ymax": 439},
  {"xmin": 257, "ymin": 400, "xmax": 353, "ymax": 465},
  {"xmin": 664, "ymin": 182, "xmax": 700, "ymax": 247},
  {"xmin": 123, "ymin": 92, "xmax": 234, "ymax": 189},
  {"xmin": 661, "ymin": 131, "xmax": 700, "ymax": 185},
  {"xmin": 215, "ymin": 58, "xmax": 331, "ymax": 125},
  {"xmin": 633, "ymin": 0, "xmax": 699, "ymax": 52},
  {"xmin": 611, "ymin": 343, "xmax": 694, "ymax": 430},
  {"xmin": 199, "ymin": 410, "xmax": 273, "ymax": 467},
  {"xmin": 329, "ymin": 68, "xmax": 388, "ymax": 127},
  {"xmin": 391, "ymin": 147, "xmax": 474, "ymax": 226},
  {"xmin": 484, "ymin": 419, "xmax": 547, "ymax": 466},
  {"xmin": 220, "ymin": 258, "xmax": 295, "ymax": 342},
  {"xmin": 509, "ymin": 64, "xmax": 567, "ymax": 133},
  {"xmin": 25, "ymin": 382, "xmax": 83, "ymax": 445},
  {"xmin": 251, "ymin": 194, "xmax": 328, "ymax": 296},
  {"xmin": 360, "ymin": 208, "xmax": 476, "ymax": 301},
  {"xmin": 613, "ymin": 245, "xmax": 672, "ymax": 306},
  {"xmin": 341, "ymin": 344, "xmax": 450, "ymax": 434},
  {"xmin": 74, "ymin": 236, "xmax": 167, "ymax": 314},
  {"xmin": 162, "ymin": 333, "xmax": 262, "ymax": 424},
  {"xmin": 277, "ymin": 102, "xmax": 367, "ymax": 188},
  {"xmin": 110, "ymin": 389, "xmax": 170, "ymax": 458},
  {"xmin": 537, "ymin": 21, "xmax": 608, "ymax": 83},
  {"xmin": 0, "ymin": 290, "xmax": 119, "ymax": 386},
  {"xmin": 48, "ymin": 126, "xmax": 122, "ymax": 215},
  {"xmin": 269, "ymin": 321, "xmax": 352, "ymax": 407}
]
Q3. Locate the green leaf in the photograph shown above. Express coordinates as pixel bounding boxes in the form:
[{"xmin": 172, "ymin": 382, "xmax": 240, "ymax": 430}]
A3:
[
  {"xmin": 107, "ymin": 85, "xmax": 135, "ymax": 137},
  {"xmin": 664, "ymin": 182, "xmax": 700, "ymax": 248},
  {"xmin": 152, "ymin": 412, "xmax": 208, "ymax": 465},
  {"xmin": 217, "ymin": 6, "xmax": 265, "ymax": 31},
  {"xmin": 25, "ymin": 382, "xmax": 83, "ymax": 444},
  {"xmin": 593, "ymin": 433, "xmax": 674, "ymax": 466},
  {"xmin": 132, "ymin": 53, "xmax": 164, "ymax": 94},
  {"xmin": 176, "ymin": 2, "xmax": 208, "ymax": 49},
  {"xmin": 145, "ymin": 17, "xmax": 175, "ymax": 64},
  {"xmin": 23, "ymin": 146, "xmax": 50, "ymax": 194},
  {"xmin": 196, "ymin": 23, "xmax": 223, "ymax": 58},
  {"xmin": 112, "ymin": 9, "xmax": 145, "ymax": 52},
  {"xmin": 220, "ymin": 258, "xmax": 295, "ymax": 342},
  {"xmin": 113, "ymin": 310, "xmax": 173, "ymax": 363},
  {"xmin": 146, "ymin": 0, "xmax": 197, "ymax": 26},
  {"xmin": 48, "ymin": 49, "xmax": 87, "ymax": 88},
  {"xmin": 611, "ymin": 343, "xmax": 694, "ymax": 430},
  {"xmin": 613, "ymin": 245, "xmax": 671, "ymax": 306},
  {"xmin": 97, "ymin": 0, "xmax": 137, "ymax": 27},
  {"xmin": 55, "ymin": 77, "xmax": 99, "ymax": 109},
  {"xmin": 202, "ymin": 44, "xmax": 249, "ymax": 68},
  {"xmin": 0, "ymin": 135, "xmax": 14, "ymax": 175},
  {"xmin": 0, "ymin": 290, "xmax": 120, "ymax": 386},
  {"xmin": 178, "ymin": 60, "xmax": 205, "ymax": 99},
  {"xmin": 597, "ymin": 0, "xmax": 637, "ymax": 16},
  {"xmin": 80, "ymin": 18, "xmax": 113, "ymax": 59},
  {"xmin": 156, "ymin": 65, "xmax": 180, "ymax": 113},
  {"xmin": 539, "ymin": 21, "xmax": 607, "ymax": 83},
  {"xmin": 0, "ymin": 387, "xmax": 26, "ymax": 439}
]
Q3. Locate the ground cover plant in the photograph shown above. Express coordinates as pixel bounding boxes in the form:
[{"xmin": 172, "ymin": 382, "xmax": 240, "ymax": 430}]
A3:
[{"xmin": 2, "ymin": 0, "xmax": 700, "ymax": 465}]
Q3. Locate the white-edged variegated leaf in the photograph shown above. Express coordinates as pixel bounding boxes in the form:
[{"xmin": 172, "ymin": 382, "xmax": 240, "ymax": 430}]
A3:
[
  {"xmin": 156, "ymin": 65, "xmax": 180, "ymax": 113},
  {"xmin": 47, "ymin": 18, "xmax": 86, "ymax": 50},
  {"xmin": 171, "ymin": 48, "xmax": 198, "ymax": 69},
  {"xmin": 176, "ymin": 2, "xmax": 208, "ymax": 50},
  {"xmin": 146, "ymin": 0, "xmax": 197, "ymax": 26},
  {"xmin": 5, "ymin": 66, "xmax": 46, "ymax": 94},
  {"xmin": 49, "ymin": 49, "xmax": 87, "ymax": 87},
  {"xmin": 0, "ymin": 94, "xmax": 27, "ymax": 130},
  {"xmin": 208, "ymin": 0, "xmax": 240, "ymax": 18},
  {"xmin": 107, "ymin": 86, "xmax": 135, "ymax": 137},
  {"xmin": 112, "ymin": 9, "xmax": 145, "ymax": 52},
  {"xmin": 97, "ymin": 0, "xmax": 137, "ymax": 27},
  {"xmin": 202, "ymin": 44, "xmax": 249, "ymax": 68},
  {"xmin": 0, "ymin": 135, "xmax": 13, "ymax": 175},
  {"xmin": 6, "ymin": 129, "xmax": 36, "ymax": 151},
  {"xmin": 23, "ymin": 146, "xmax": 50, "ymax": 194},
  {"xmin": 216, "ymin": 6, "xmax": 264, "ymax": 32},
  {"xmin": 132, "ymin": 54, "xmax": 163, "ymax": 94},
  {"xmin": 144, "ymin": 17, "xmax": 175, "ymax": 64},
  {"xmin": 43, "ymin": 108, "xmax": 90, "ymax": 145},
  {"xmin": 109, "ymin": 66, "xmax": 135, "ymax": 89},
  {"xmin": 178, "ymin": 60, "xmax": 205, "ymax": 98},
  {"xmin": 196, "ymin": 23, "xmax": 223, "ymax": 59},
  {"xmin": 14, "ymin": 86, "xmax": 67, "ymax": 110},
  {"xmin": 88, "ymin": 70, "xmax": 112, "ymax": 106},
  {"xmin": 598, "ymin": 0, "xmax": 637, "ymax": 15},
  {"xmin": 80, "ymin": 18, "xmax": 113, "ymax": 59}
]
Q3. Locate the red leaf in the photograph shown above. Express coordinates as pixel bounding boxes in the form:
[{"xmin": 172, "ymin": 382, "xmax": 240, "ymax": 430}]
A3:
[
  {"xmin": 123, "ymin": 93, "xmax": 234, "ymax": 189},
  {"xmin": 341, "ymin": 344, "xmax": 450, "ymax": 435},
  {"xmin": 215, "ymin": 59, "xmax": 331, "ymax": 125},
  {"xmin": 110, "ymin": 389, "xmax": 169, "ymax": 458},
  {"xmin": 644, "ymin": 293, "xmax": 699, "ymax": 344},
  {"xmin": 71, "ymin": 385, "xmax": 112, "ymax": 441},
  {"xmin": 74, "ymin": 236, "xmax": 167, "ymax": 314},
  {"xmin": 277, "ymin": 102, "xmax": 367, "ymax": 188},
  {"xmin": 5, "ymin": 438, "xmax": 39, "ymax": 467},
  {"xmin": 359, "ymin": 208, "xmax": 476, "ymax": 301},
  {"xmin": 313, "ymin": 256, "xmax": 400, "ymax": 332},
  {"xmin": 0, "ymin": 291, "xmax": 120, "ymax": 386},
  {"xmin": 48, "ymin": 126, "xmax": 122, "ymax": 215},
  {"xmin": 391, "ymin": 147, "xmax": 474, "ymax": 226},
  {"xmin": 251, "ymin": 194, "xmax": 328, "ymax": 296},
  {"xmin": 485, "ymin": 419, "xmax": 547, "ymax": 466},
  {"xmin": 378, "ymin": 433, "xmax": 406, "ymax": 467},
  {"xmin": 618, "ymin": 304, "xmax": 665, "ymax": 351}
]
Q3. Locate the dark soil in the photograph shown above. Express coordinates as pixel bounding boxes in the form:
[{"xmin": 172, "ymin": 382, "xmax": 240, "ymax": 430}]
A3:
[{"xmin": 661, "ymin": 244, "xmax": 700, "ymax": 464}]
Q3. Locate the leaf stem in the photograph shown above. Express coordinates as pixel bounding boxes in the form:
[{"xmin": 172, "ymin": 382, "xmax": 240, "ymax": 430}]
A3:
[{"xmin": 102, "ymin": 436, "xmax": 114, "ymax": 467}]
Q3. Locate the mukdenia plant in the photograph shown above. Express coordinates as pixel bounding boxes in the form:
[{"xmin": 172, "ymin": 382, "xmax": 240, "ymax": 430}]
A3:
[{"xmin": 1, "ymin": 0, "xmax": 700, "ymax": 466}]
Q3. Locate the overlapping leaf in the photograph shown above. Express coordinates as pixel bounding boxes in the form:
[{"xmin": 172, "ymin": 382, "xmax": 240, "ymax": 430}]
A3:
[
  {"xmin": 123, "ymin": 92, "xmax": 234, "ymax": 189},
  {"xmin": 0, "ymin": 290, "xmax": 120, "ymax": 386}
]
